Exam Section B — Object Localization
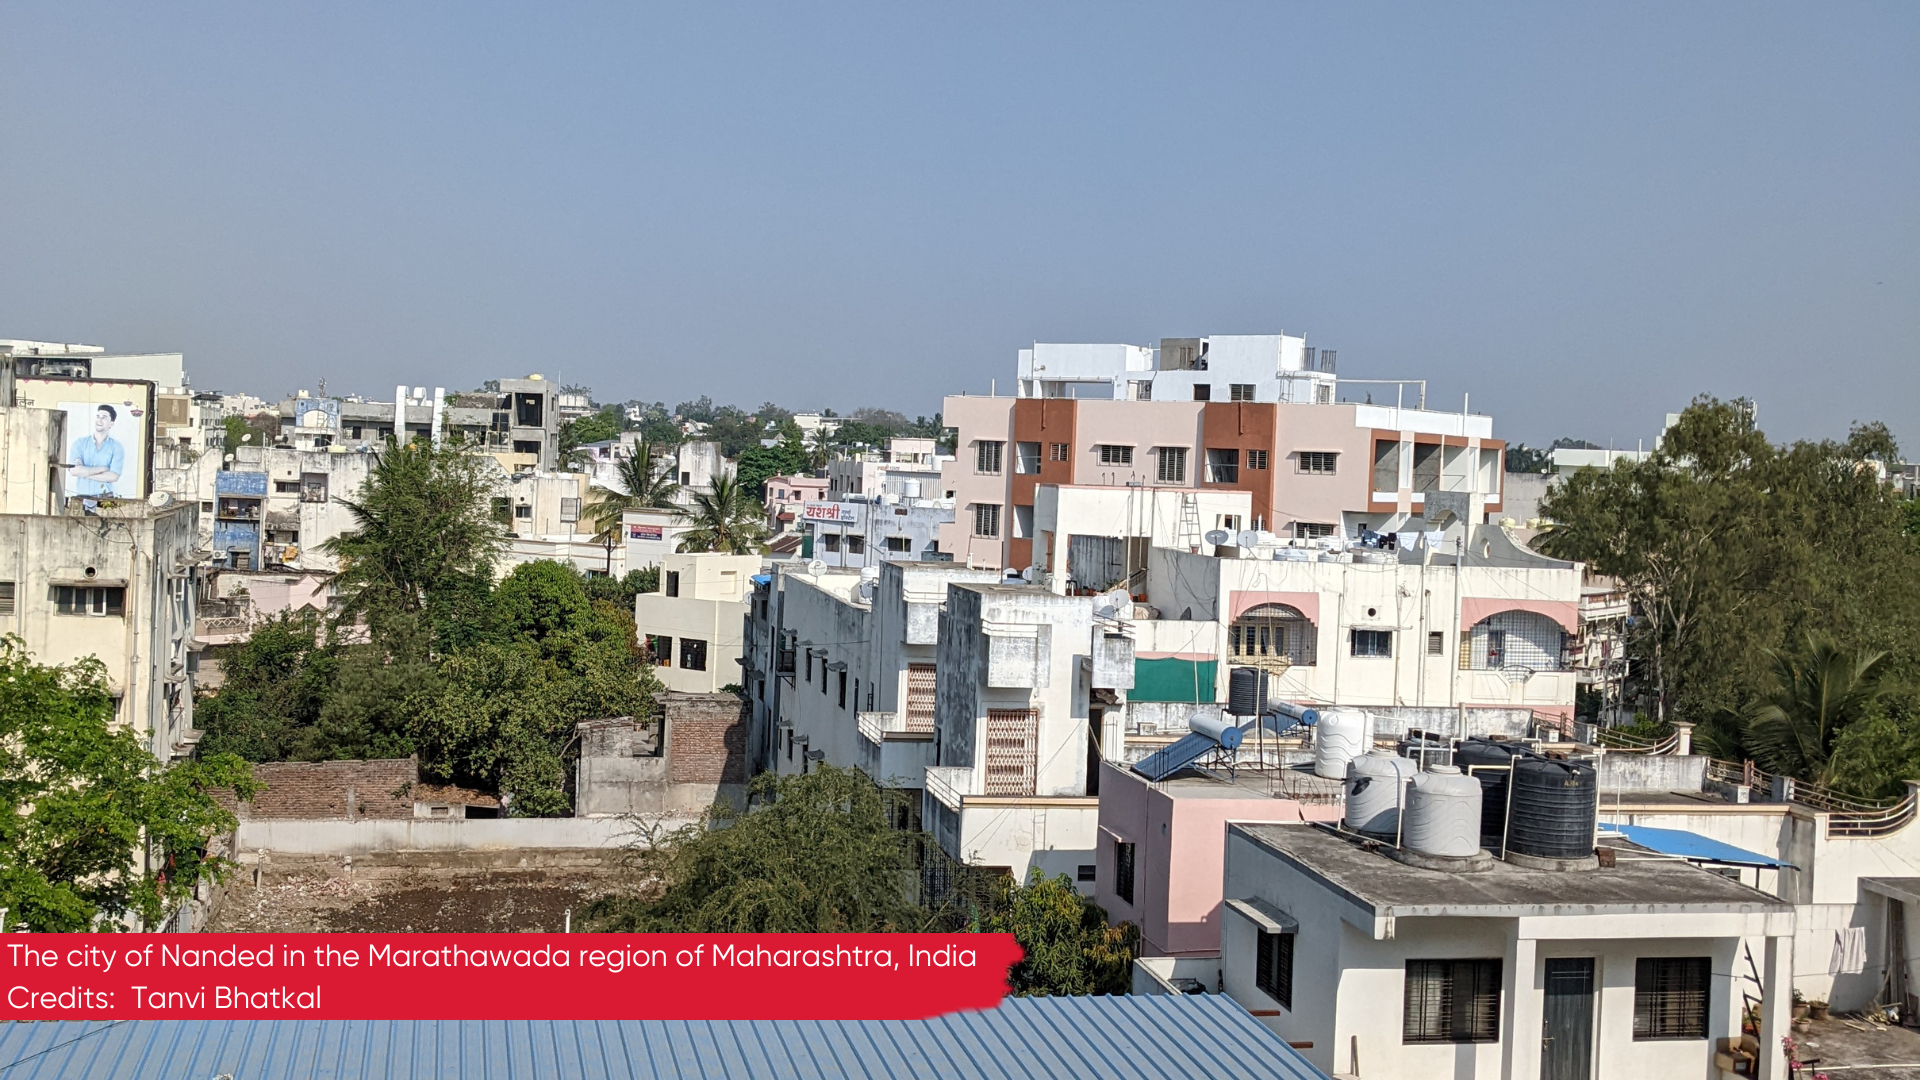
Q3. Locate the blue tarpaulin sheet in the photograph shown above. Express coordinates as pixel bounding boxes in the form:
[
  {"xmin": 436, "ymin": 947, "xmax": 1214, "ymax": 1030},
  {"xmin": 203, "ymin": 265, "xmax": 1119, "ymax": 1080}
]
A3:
[{"xmin": 1602, "ymin": 824, "xmax": 1794, "ymax": 869}]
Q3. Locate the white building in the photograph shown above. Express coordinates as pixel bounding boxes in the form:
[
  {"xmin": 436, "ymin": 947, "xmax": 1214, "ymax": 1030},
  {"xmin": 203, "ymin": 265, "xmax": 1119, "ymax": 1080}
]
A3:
[
  {"xmin": 1016, "ymin": 335, "xmax": 1339, "ymax": 406},
  {"xmin": 634, "ymin": 552, "xmax": 760, "ymax": 694},
  {"xmin": 1212, "ymin": 821, "xmax": 1795, "ymax": 1080},
  {"xmin": 803, "ymin": 498, "xmax": 955, "ymax": 569}
]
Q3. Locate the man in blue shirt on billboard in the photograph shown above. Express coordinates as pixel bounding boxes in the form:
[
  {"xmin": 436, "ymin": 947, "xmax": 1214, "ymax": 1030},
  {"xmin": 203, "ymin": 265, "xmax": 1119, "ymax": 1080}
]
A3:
[{"xmin": 70, "ymin": 404, "xmax": 127, "ymax": 496}]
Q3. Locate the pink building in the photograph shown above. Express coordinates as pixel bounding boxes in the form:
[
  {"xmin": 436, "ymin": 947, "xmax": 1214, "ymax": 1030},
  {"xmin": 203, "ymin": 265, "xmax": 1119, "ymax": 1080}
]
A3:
[
  {"xmin": 1094, "ymin": 760, "xmax": 1342, "ymax": 957},
  {"xmin": 763, "ymin": 474, "xmax": 827, "ymax": 534}
]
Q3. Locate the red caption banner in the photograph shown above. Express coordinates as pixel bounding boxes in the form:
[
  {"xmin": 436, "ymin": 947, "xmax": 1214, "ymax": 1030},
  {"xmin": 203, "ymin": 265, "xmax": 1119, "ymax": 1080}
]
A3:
[{"xmin": 3, "ymin": 934, "xmax": 1021, "ymax": 1021}]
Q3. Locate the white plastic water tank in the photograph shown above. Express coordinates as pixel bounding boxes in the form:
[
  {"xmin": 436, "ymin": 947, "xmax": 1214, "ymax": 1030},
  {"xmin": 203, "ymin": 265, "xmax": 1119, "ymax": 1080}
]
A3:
[
  {"xmin": 1344, "ymin": 752, "xmax": 1417, "ymax": 836},
  {"xmin": 1403, "ymin": 765, "xmax": 1484, "ymax": 857},
  {"xmin": 1312, "ymin": 708, "xmax": 1372, "ymax": 779}
]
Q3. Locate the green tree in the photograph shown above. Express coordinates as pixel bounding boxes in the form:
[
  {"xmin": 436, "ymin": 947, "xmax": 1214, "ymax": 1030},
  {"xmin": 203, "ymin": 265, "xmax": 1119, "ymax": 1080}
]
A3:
[
  {"xmin": 559, "ymin": 407, "xmax": 623, "ymax": 464},
  {"xmin": 1540, "ymin": 397, "xmax": 1920, "ymax": 746},
  {"xmin": 196, "ymin": 612, "xmax": 336, "ymax": 762},
  {"xmin": 676, "ymin": 472, "xmax": 768, "ymax": 554},
  {"xmin": 410, "ymin": 562, "xmax": 658, "ymax": 814},
  {"xmin": 585, "ymin": 440, "xmax": 681, "ymax": 539},
  {"xmin": 588, "ymin": 766, "xmax": 929, "ymax": 932},
  {"xmin": 297, "ymin": 617, "xmax": 437, "ymax": 762},
  {"xmin": 735, "ymin": 439, "xmax": 807, "ymax": 501},
  {"xmin": 0, "ymin": 638, "xmax": 258, "ymax": 931},
  {"xmin": 324, "ymin": 440, "xmax": 505, "ymax": 625},
  {"xmin": 1744, "ymin": 633, "xmax": 1896, "ymax": 785},
  {"xmin": 986, "ymin": 870, "xmax": 1139, "ymax": 996}
]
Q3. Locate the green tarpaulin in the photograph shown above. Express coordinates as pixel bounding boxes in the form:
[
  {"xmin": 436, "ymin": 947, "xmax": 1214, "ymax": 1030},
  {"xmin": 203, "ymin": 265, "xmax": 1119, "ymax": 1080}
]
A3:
[{"xmin": 1130, "ymin": 658, "xmax": 1217, "ymax": 703}]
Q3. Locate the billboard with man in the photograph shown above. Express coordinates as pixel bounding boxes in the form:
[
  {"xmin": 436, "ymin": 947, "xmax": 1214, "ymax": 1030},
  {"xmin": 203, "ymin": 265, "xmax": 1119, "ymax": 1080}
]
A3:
[{"xmin": 14, "ymin": 377, "xmax": 154, "ymax": 500}]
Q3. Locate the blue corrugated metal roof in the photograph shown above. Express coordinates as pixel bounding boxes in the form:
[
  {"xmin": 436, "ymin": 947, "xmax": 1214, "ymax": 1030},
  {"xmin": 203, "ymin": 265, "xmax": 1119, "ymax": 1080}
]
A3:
[
  {"xmin": 0, "ymin": 995, "xmax": 1329, "ymax": 1080},
  {"xmin": 1602, "ymin": 824, "xmax": 1795, "ymax": 869}
]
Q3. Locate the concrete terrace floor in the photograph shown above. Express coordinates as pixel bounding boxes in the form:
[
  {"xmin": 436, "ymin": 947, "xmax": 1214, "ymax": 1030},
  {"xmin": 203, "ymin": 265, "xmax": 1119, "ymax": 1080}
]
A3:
[{"xmin": 1793, "ymin": 1015, "xmax": 1920, "ymax": 1079}]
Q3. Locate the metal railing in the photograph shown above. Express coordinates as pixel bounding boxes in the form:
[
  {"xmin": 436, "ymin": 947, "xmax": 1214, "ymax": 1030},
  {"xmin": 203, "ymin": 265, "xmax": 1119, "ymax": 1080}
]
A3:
[
  {"xmin": 1595, "ymin": 726, "xmax": 1681, "ymax": 755},
  {"xmin": 1702, "ymin": 757, "xmax": 1917, "ymax": 838}
]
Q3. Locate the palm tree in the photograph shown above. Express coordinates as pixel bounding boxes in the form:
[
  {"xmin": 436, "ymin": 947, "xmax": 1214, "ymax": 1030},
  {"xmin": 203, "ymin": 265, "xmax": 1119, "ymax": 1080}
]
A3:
[
  {"xmin": 1743, "ymin": 632, "xmax": 1893, "ymax": 785},
  {"xmin": 676, "ymin": 472, "xmax": 769, "ymax": 555},
  {"xmin": 585, "ymin": 439, "xmax": 680, "ymax": 539}
]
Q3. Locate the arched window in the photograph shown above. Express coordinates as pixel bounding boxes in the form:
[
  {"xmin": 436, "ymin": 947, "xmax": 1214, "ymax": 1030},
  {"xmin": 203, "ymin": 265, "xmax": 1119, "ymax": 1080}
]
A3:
[
  {"xmin": 1467, "ymin": 610, "xmax": 1567, "ymax": 671},
  {"xmin": 1231, "ymin": 604, "xmax": 1317, "ymax": 666}
]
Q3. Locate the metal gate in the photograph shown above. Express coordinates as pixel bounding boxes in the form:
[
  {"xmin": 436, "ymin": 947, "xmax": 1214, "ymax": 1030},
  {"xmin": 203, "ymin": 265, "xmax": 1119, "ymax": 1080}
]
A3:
[{"xmin": 984, "ymin": 708, "xmax": 1038, "ymax": 796}]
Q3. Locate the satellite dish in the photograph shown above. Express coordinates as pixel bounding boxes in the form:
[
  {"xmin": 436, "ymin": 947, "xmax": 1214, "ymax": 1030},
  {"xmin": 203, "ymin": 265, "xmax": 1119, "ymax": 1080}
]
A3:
[
  {"xmin": 1203, "ymin": 529, "xmax": 1233, "ymax": 547},
  {"xmin": 1237, "ymin": 529, "xmax": 1261, "ymax": 548},
  {"xmin": 806, "ymin": 559, "xmax": 827, "ymax": 575},
  {"xmin": 147, "ymin": 491, "xmax": 173, "ymax": 509}
]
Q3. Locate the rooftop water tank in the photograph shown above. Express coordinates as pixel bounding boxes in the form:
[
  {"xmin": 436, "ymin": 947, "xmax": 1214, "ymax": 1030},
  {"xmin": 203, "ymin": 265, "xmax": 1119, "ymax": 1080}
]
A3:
[
  {"xmin": 1344, "ymin": 752, "xmax": 1417, "ymax": 837},
  {"xmin": 1313, "ymin": 708, "xmax": 1372, "ymax": 779},
  {"xmin": 1227, "ymin": 666, "xmax": 1269, "ymax": 717},
  {"xmin": 1403, "ymin": 765, "xmax": 1484, "ymax": 858},
  {"xmin": 1396, "ymin": 729, "xmax": 1453, "ymax": 770},
  {"xmin": 1506, "ymin": 759, "xmax": 1598, "ymax": 861},
  {"xmin": 1452, "ymin": 737, "xmax": 1536, "ymax": 849}
]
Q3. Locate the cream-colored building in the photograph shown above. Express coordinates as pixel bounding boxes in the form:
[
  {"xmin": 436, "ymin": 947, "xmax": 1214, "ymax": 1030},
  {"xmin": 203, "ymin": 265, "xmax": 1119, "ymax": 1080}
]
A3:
[
  {"xmin": 634, "ymin": 552, "xmax": 761, "ymax": 694},
  {"xmin": 0, "ymin": 402, "xmax": 201, "ymax": 758}
]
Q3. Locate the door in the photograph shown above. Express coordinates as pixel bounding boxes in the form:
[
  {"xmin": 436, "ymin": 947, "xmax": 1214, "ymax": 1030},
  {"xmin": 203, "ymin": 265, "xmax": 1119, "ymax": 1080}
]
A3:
[{"xmin": 1541, "ymin": 957, "xmax": 1595, "ymax": 1080}]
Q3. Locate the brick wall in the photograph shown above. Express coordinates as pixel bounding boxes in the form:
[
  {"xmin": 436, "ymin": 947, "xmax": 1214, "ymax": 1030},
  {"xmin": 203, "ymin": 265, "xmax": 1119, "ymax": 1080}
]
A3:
[
  {"xmin": 664, "ymin": 692, "xmax": 748, "ymax": 786},
  {"xmin": 234, "ymin": 758, "xmax": 418, "ymax": 820}
]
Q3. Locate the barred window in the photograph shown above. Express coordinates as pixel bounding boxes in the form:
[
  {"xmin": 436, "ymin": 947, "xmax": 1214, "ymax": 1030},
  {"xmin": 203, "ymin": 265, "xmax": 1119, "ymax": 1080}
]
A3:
[
  {"xmin": 1114, "ymin": 840, "xmax": 1136, "ymax": 904},
  {"xmin": 0, "ymin": 581, "xmax": 13, "ymax": 616},
  {"xmin": 1097, "ymin": 444, "xmax": 1134, "ymax": 466},
  {"xmin": 1404, "ymin": 959, "xmax": 1502, "ymax": 1043},
  {"xmin": 1049, "ymin": 443, "xmax": 1070, "ymax": 462},
  {"xmin": 886, "ymin": 536, "xmax": 912, "ymax": 553},
  {"xmin": 1247, "ymin": 449, "xmax": 1269, "ymax": 470},
  {"xmin": 1256, "ymin": 930, "xmax": 1294, "ymax": 1009},
  {"xmin": 55, "ymin": 586, "xmax": 125, "ymax": 617},
  {"xmin": 1205, "ymin": 448, "xmax": 1239, "ymax": 484},
  {"xmin": 1229, "ymin": 383, "xmax": 1256, "ymax": 402},
  {"xmin": 1299, "ymin": 451, "xmax": 1339, "ymax": 474},
  {"xmin": 1634, "ymin": 957, "xmax": 1710, "ymax": 1040},
  {"xmin": 972, "ymin": 503, "xmax": 1001, "ymax": 538},
  {"xmin": 1294, "ymin": 522, "xmax": 1336, "ymax": 539},
  {"xmin": 1156, "ymin": 447, "xmax": 1187, "ymax": 484},
  {"xmin": 975, "ymin": 440, "xmax": 1004, "ymax": 475},
  {"xmin": 1351, "ymin": 629, "xmax": 1393, "ymax": 657}
]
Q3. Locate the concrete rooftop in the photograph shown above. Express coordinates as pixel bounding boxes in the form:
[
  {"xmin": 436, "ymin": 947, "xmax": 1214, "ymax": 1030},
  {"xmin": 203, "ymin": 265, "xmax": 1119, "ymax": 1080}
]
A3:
[{"xmin": 1237, "ymin": 821, "xmax": 1794, "ymax": 919}]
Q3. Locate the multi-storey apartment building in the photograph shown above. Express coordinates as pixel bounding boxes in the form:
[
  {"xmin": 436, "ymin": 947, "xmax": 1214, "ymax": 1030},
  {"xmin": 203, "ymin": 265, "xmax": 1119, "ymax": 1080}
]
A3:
[{"xmin": 940, "ymin": 334, "xmax": 1504, "ymax": 571}]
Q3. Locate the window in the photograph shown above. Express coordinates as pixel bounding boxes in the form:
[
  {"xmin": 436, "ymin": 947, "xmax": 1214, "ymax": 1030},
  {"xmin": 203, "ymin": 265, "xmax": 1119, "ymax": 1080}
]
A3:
[
  {"xmin": 1132, "ymin": 380, "xmax": 1152, "ymax": 401},
  {"xmin": 665, "ymin": 571, "xmax": 681, "ymax": 597},
  {"xmin": 1351, "ymin": 629, "xmax": 1393, "ymax": 657},
  {"xmin": 837, "ymin": 670, "xmax": 848, "ymax": 709},
  {"xmin": 1077, "ymin": 864, "xmax": 1096, "ymax": 882},
  {"xmin": 846, "ymin": 535, "xmax": 866, "ymax": 555},
  {"xmin": 55, "ymin": 586, "xmax": 125, "ymax": 617},
  {"xmin": 200, "ymin": 501, "xmax": 214, "ymax": 513},
  {"xmin": 1097, "ymin": 444, "xmax": 1134, "ymax": 466},
  {"xmin": 1634, "ymin": 957, "xmax": 1710, "ymax": 1040},
  {"xmin": 560, "ymin": 497, "xmax": 580, "ymax": 523},
  {"xmin": 1014, "ymin": 442, "xmax": 1042, "ymax": 474},
  {"xmin": 514, "ymin": 393, "xmax": 545, "ymax": 428},
  {"xmin": 886, "ymin": 536, "xmax": 912, "ymax": 553},
  {"xmin": 679, "ymin": 638, "xmax": 708, "ymax": 671},
  {"xmin": 1247, "ymin": 449, "xmax": 1269, "ymax": 470},
  {"xmin": 1428, "ymin": 631, "xmax": 1445, "ymax": 656},
  {"xmin": 984, "ymin": 708, "xmax": 1038, "ymax": 795},
  {"xmin": 1049, "ymin": 443, "xmax": 1070, "ymax": 462},
  {"xmin": 646, "ymin": 636, "xmax": 673, "ymax": 666},
  {"xmin": 822, "ymin": 533, "xmax": 841, "ymax": 552},
  {"xmin": 1404, "ymin": 959, "xmax": 1502, "ymax": 1043},
  {"xmin": 0, "ymin": 581, "xmax": 12, "ymax": 615},
  {"xmin": 1114, "ymin": 840, "xmax": 1136, "ymax": 904},
  {"xmin": 1232, "ymin": 604, "xmax": 1318, "ymax": 666},
  {"xmin": 514, "ymin": 504, "xmax": 533, "ymax": 519},
  {"xmin": 1192, "ymin": 384, "xmax": 1211, "ymax": 401},
  {"xmin": 274, "ymin": 480, "xmax": 301, "ymax": 493},
  {"xmin": 1155, "ymin": 447, "xmax": 1187, "ymax": 484},
  {"xmin": 972, "ymin": 503, "xmax": 1001, "ymax": 538},
  {"xmin": 906, "ymin": 663, "xmax": 937, "ymax": 733},
  {"xmin": 1256, "ymin": 930, "xmax": 1295, "ymax": 1009},
  {"xmin": 975, "ymin": 440, "xmax": 1004, "ymax": 475},
  {"xmin": 1294, "ymin": 522, "xmax": 1336, "ymax": 539},
  {"xmin": 1205, "ymin": 448, "xmax": 1239, "ymax": 484},
  {"xmin": 512, "ymin": 440, "xmax": 542, "ymax": 455},
  {"xmin": 1299, "ymin": 451, "xmax": 1339, "ymax": 474},
  {"xmin": 1469, "ymin": 610, "xmax": 1568, "ymax": 671},
  {"xmin": 1216, "ymin": 514, "xmax": 1242, "ymax": 532},
  {"xmin": 1229, "ymin": 383, "xmax": 1256, "ymax": 402}
]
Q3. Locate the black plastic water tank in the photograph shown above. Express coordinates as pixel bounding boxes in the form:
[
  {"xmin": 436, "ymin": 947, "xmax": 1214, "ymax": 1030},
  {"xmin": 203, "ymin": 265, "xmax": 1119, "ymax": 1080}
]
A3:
[
  {"xmin": 1506, "ymin": 758, "xmax": 1598, "ymax": 860},
  {"xmin": 1452, "ymin": 738, "xmax": 1535, "ymax": 848},
  {"xmin": 1227, "ymin": 667, "xmax": 1267, "ymax": 717}
]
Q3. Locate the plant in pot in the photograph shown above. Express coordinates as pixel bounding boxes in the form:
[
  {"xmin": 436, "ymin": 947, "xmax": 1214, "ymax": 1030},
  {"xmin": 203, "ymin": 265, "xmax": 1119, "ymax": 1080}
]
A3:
[
  {"xmin": 1794, "ymin": 989, "xmax": 1810, "ymax": 1020},
  {"xmin": 1810, "ymin": 998, "xmax": 1831, "ymax": 1021}
]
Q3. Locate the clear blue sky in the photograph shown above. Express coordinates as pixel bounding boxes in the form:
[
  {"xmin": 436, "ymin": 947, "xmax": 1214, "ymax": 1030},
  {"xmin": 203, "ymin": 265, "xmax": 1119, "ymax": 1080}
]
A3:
[{"xmin": 3, "ymin": 4, "xmax": 1914, "ymax": 449}]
